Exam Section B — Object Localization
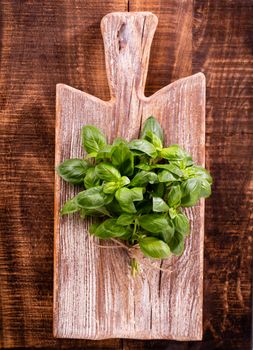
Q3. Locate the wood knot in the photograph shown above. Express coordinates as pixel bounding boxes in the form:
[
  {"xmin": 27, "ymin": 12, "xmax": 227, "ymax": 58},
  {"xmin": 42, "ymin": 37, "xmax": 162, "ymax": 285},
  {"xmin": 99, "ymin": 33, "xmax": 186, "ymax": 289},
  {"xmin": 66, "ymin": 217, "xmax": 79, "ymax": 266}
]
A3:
[{"xmin": 117, "ymin": 22, "xmax": 127, "ymax": 51}]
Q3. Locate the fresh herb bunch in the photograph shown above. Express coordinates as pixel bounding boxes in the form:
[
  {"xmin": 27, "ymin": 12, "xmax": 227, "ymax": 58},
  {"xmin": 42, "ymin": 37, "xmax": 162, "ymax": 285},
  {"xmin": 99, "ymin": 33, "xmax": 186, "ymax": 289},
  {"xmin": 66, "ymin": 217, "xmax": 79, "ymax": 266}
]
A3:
[{"xmin": 57, "ymin": 116, "xmax": 212, "ymax": 263}]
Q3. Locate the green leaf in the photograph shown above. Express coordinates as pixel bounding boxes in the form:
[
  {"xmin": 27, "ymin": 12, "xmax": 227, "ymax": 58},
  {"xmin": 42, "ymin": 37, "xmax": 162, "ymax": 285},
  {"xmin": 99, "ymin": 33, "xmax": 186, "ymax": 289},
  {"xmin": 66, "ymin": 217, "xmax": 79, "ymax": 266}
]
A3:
[
  {"xmin": 151, "ymin": 183, "xmax": 165, "ymax": 197},
  {"xmin": 115, "ymin": 187, "xmax": 143, "ymax": 214},
  {"xmin": 60, "ymin": 197, "xmax": 79, "ymax": 216},
  {"xmin": 180, "ymin": 178, "xmax": 202, "ymax": 207},
  {"xmin": 95, "ymin": 163, "xmax": 121, "ymax": 182},
  {"xmin": 139, "ymin": 237, "xmax": 170, "ymax": 259},
  {"xmin": 82, "ymin": 125, "xmax": 107, "ymax": 153},
  {"xmin": 143, "ymin": 130, "xmax": 163, "ymax": 149},
  {"xmin": 152, "ymin": 197, "xmax": 169, "ymax": 212},
  {"xmin": 130, "ymin": 187, "xmax": 144, "ymax": 201},
  {"xmin": 113, "ymin": 137, "xmax": 128, "ymax": 146},
  {"xmin": 200, "ymin": 179, "xmax": 212, "ymax": 198},
  {"xmin": 116, "ymin": 213, "xmax": 135, "ymax": 226},
  {"xmin": 158, "ymin": 170, "xmax": 178, "ymax": 182},
  {"xmin": 152, "ymin": 163, "xmax": 183, "ymax": 177},
  {"xmin": 96, "ymin": 145, "xmax": 113, "ymax": 160},
  {"xmin": 93, "ymin": 218, "xmax": 131, "ymax": 239},
  {"xmin": 80, "ymin": 206, "xmax": 111, "ymax": 217},
  {"xmin": 139, "ymin": 214, "xmax": 174, "ymax": 242},
  {"xmin": 130, "ymin": 171, "xmax": 158, "ymax": 187},
  {"xmin": 168, "ymin": 207, "xmax": 177, "ymax": 219},
  {"xmin": 160, "ymin": 145, "xmax": 190, "ymax": 161},
  {"xmin": 118, "ymin": 176, "xmax": 130, "ymax": 187},
  {"xmin": 89, "ymin": 223, "xmax": 100, "ymax": 234},
  {"xmin": 84, "ymin": 167, "xmax": 100, "ymax": 188},
  {"xmin": 187, "ymin": 165, "xmax": 213, "ymax": 184},
  {"xmin": 168, "ymin": 232, "xmax": 185, "ymax": 256},
  {"xmin": 105, "ymin": 198, "xmax": 123, "ymax": 216},
  {"xmin": 128, "ymin": 139, "xmax": 157, "ymax": 158},
  {"xmin": 173, "ymin": 213, "xmax": 190, "ymax": 236},
  {"xmin": 115, "ymin": 188, "xmax": 136, "ymax": 214},
  {"xmin": 141, "ymin": 116, "xmax": 164, "ymax": 143},
  {"xmin": 76, "ymin": 186, "xmax": 113, "ymax": 209},
  {"xmin": 111, "ymin": 142, "xmax": 134, "ymax": 176},
  {"xmin": 167, "ymin": 185, "xmax": 182, "ymax": 207},
  {"xmin": 135, "ymin": 163, "xmax": 152, "ymax": 171},
  {"xmin": 103, "ymin": 181, "xmax": 118, "ymax": 194},
  {"xmin": 84, "ymin": 151, "xmax": 98, "ymax": 159},
  {"xmin": 135, "ymin": 200, "xmax": 153, "ymax": 214},
  {"xmin": 57, "ymin": 159, "xmax": 89, "ymax": 184}
]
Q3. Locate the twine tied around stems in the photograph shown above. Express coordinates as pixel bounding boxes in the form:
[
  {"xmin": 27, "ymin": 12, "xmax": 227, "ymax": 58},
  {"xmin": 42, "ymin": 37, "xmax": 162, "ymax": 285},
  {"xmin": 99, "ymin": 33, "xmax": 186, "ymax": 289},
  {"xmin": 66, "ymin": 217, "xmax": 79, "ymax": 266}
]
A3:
[{"xmin": 89, "ymin": 236, "xmax": 177, "ymax": 276}]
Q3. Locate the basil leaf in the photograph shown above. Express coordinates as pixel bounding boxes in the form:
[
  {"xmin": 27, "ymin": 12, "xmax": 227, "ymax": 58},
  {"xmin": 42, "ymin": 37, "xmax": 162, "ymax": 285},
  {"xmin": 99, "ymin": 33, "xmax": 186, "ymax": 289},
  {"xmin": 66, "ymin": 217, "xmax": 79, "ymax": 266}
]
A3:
[
  {"xmin": 76, "ymin": 186, "xmax": 112, "ymax": 209},
  {"xmin": 130, "ymin": 187, "xmax": 144, "ymax": 201},
  {"xmin": 118, "ymin": 176, "xmax": 130, "ymax": 187},
  {"xmin": 116, "ymin": 214, "xmax": 135, "ymax": 226},
  {"xmin": 60, "ymin": 197, "xmax": 79, "ymax": 216},
  {"xmin": 57, "ymin": 159, "xmax": 89, "ymax": 184},
  {"xmin": 115, "ymin": 187, "xmax": 143, "ymax": 214},
  {"xmin": 94, "ymin": 218, "xmax": 131, "ymax": 239},
  {"xmin": 80, "ymin": 206, "xmax": 111, "ymax": 217},
  {"xmin": 84, "ymin": 151, "xmax": 98, "ymax": 159},
  {"xmin": 187, "ymin": 165, "xmax": 213, "ymax": 183},
  {"xmin": 96, "ymin": 145, "xmax": 113, "ymax": 160},
  {"xmin": 200, "ymin": 179, "xmax": 212, "ymax": 198},
  {"xmin": 130, "ymin": 171, "xmax": 158, "ymax": 187},
  {"xmin": 158, "ymin": 170, "xmax": 178, "ymax": 182},
  {"xmin": 138, "ymin": 214, "xmax": 173, "ymax": 237},
  {"xmin": 152, "ymin": 163, "xmax": 183, "ymax": 177},
  {"xmin": 151, "ymin": 183, "xmax": 165, "ymax": 197},
  {"xmin": 168, "ymin": 207, "xmax": 177, "ymax": 219},
  {"xmin": 103, "ymin": 181, "xmax": 118, "ymax": 194},
  {"xmin": 167, "ymin": 185, "xmax": 182, "ymax": 207},
  {"xmin": 152, "ymin": 197, "xmax": 169, "ymax": 212},
  {"xmin": 84, "ymin": 167, "xmax": 100, "ymax": 189},
  {"xmin": 168, "ymin": 231, "xmax": 184, "ymax": 256},
  {"xmin": 173, "ymin": 212, "xmax": 190, "ymax": 236},
  {"xmin": 135, "ymin": 200, "xmax": 152, "ymax": 214},
  {"xmin": 141, "ymin": 116, "xmax": 164, "ymax": 143},
  {"xmin": 82, "ymin": 125, "xmax": 107, "ymax": 153},
  {"xmin": 139, "ymin": 237, "xmax": 170, "ymax": 259},
  {"xmin": 143, "ymin": 130, "xmax": 163, "ymax": 149},
  {"xmin": 160, "ymin": 218, "xmax": 175, "ymax": 243},
  {"xmin": 89, "ymin": 223, "xmax": 100, "ymax": 234},
  {"xmin": 135, "ymin": 163, "xmax": 152, "ymax": 171},
  {"xmin": 105, "ymin": 198, "xmax": 123, "ymax": 216},
  {"xmin": 96, "ymin": 163, "xmax": 121, "ymax": 182},
  {"xmin": 113, "ymin": 137, "xmax": 128, "ymax": 146},
  {"xmin": 111, "ymin": 142, "xmax": 134, "ymax": 176},
  {"xmin": 160, "ymin": 145, "xmax": 190, "ymax": 161},
  {"xmin": 180, "ymin": 178, "xmax": 202, "ymax": 207},
  {"xmin": 128, "ymin": 139, "xmax": 157, "ymax": 158},
  {"xmin": 115, "ymin": 188, "xmax": 137, "ymax": 214}
]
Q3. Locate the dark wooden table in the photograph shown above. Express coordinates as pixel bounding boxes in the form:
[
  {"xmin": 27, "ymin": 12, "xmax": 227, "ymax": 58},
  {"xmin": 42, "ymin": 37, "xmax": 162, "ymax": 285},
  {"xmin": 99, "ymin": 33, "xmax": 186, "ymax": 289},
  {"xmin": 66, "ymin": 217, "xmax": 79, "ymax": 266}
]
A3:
[{"xmin": 0, "ymin": 1, "xmax": 252, "ymax": 349}]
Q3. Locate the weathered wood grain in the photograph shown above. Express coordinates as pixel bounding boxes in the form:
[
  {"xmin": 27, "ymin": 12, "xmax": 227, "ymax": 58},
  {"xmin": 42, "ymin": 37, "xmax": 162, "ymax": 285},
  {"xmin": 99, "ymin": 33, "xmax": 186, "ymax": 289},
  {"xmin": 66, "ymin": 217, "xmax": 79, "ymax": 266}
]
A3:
[
  {"xmin": 54, "ymin": 12, "xmax": 205, "ymax": 340},
  {"xmin": 0, "ymin": 1, "xmax": 126, "ymax": 348},
  {"xmin": 192, "ymin": 1, "xmax": 253, "ymax": 349},
  {"xmin": 123, "ymin": 1, "xmax": 253, "ymax": 349},
  {"xmin": 1, "ymin": 0, "xmax": 252, "ymax": 349}
]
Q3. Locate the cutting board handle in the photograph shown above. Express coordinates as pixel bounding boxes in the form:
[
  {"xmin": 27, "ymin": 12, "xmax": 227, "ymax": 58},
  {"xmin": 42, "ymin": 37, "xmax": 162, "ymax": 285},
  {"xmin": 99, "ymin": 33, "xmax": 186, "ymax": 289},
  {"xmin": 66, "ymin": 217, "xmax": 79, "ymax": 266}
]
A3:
[{"xmin": 101, "ymin": 12, "xmax": 158, "ymax": 100}]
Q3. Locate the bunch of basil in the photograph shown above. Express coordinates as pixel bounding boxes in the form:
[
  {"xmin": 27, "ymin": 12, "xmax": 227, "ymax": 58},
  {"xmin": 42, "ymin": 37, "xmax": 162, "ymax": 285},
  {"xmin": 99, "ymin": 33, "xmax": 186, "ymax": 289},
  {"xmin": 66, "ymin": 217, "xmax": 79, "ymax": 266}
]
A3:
[{"xmin": 57, "ymin": 117, "xmax": 212, "ymax": 261}]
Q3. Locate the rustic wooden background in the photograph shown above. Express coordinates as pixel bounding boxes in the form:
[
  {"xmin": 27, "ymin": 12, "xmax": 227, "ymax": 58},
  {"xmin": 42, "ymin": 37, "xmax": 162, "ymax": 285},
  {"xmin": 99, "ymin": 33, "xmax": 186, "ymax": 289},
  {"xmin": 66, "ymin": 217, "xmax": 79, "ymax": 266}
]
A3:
[{"xmin": 0, "ymin": 0, "xmax": 252, "ymax": 349}]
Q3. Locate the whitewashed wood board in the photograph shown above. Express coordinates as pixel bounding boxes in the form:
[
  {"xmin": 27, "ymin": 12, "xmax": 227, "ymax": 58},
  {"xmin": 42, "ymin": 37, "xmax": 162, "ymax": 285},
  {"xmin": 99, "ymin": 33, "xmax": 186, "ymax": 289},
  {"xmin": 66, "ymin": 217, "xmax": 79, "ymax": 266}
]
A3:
[{"xmin": 54, "ymin": 11, "xmax": 205, "ymax": 340}]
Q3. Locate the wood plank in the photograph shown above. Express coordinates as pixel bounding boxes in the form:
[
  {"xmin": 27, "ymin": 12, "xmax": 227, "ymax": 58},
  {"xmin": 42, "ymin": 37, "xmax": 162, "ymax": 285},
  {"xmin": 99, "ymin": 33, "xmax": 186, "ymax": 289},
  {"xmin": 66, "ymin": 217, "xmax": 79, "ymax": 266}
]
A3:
[
  {"xmin": 1, "ymin": 0, "xmax": 252, "ymax": 348},
  {"xmin": 54, "ymin": 11, "xmax": 205, "ymax": 340},
  {"xmin": 123, "ymin": 0, "xmax": 253, "ymax": 349},
  {"xmin": 0, "ymin": 0, "xmax": 126, "ymax": 348},
  {"xmin": 192, "ymin": 1, "xmax": 253, "ymax": 349}
]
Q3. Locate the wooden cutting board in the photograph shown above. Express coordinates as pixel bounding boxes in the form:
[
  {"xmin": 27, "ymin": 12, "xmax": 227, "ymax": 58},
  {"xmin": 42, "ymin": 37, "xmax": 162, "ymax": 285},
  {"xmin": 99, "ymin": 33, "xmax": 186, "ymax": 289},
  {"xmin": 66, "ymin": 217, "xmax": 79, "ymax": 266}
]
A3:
[{"xmin": 54, "ymin": 11, "xmax": 205, "ymax": 340}]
